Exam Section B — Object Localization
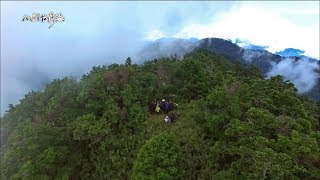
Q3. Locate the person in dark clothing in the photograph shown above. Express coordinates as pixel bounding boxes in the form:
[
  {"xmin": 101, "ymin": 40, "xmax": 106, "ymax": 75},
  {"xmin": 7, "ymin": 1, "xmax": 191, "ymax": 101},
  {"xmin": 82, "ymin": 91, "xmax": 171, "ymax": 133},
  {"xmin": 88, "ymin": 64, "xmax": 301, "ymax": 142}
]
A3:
[
  {"xmin": 160, "ymin": 99, "xmax": 166, "ymax": 113},
  {"xmin": 164, "ymin": 101, "xmax": 170, "ymax": 114},
  {"xmin": 170, "ymin": 113, "xmax": 175, "ymax": 123},
  {"xmin": 149, "ymin": 100, "xmax": 157, "ymax": 114},
  {"xmin": 168, "ymin": 101, "xmax": 174, "ymax": 112}
]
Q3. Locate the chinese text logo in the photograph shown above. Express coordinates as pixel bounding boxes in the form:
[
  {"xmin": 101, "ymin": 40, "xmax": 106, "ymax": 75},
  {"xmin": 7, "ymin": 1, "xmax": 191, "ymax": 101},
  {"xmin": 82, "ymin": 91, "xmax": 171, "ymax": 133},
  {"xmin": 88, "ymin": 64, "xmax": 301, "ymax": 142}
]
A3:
[{"xmin": 21, "ymin": 12, "xmax": 65, "ymax": 29}]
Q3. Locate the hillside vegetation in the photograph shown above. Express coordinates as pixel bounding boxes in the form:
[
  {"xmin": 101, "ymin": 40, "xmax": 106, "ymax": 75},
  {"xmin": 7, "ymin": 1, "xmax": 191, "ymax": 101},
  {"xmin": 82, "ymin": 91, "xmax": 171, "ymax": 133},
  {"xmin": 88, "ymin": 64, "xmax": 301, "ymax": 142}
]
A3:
[{"xmin": 1, "ymin": 50, "xmax": 319, "ymax": 179}]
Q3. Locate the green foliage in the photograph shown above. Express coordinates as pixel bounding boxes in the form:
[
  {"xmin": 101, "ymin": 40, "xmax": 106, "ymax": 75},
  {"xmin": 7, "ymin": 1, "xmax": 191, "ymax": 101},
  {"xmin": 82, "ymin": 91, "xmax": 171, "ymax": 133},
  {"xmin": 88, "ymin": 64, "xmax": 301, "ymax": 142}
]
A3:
[
  {"xmin": 1, "ymin": 50, "xmax": 319, "ymax": 179},
  {"xmin": 191, "ymin": 68, "xmax": 320, "ymax": 179},
  {"xmin": 132, "ymin": 132, "xmax": 185, "ymax": 180},
  {"xmin": 177, "ymin": 57, "xmax": 210, "ymax": 100},
  {"xmin": 68, "ymin": 113, "xmax": 110, "ymax": 143},
  {"xmin": 1, "ymin": 120, "xmax": 68, "ymax": 178}
]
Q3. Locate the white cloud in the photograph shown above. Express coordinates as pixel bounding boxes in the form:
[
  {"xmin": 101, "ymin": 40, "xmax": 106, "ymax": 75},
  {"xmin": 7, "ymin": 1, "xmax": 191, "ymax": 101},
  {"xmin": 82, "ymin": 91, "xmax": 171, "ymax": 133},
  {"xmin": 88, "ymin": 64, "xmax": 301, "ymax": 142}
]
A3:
[
  {"xmin": 267, "ymin": 57, "xmax": 320, "ymax": 93},
  {"xmin": 173, "ymin": 2, "xmax": 319, "ymax": 59},
  {"xmin": 145, "ymin": 30, "xmax": 166, "ymax": 41}
]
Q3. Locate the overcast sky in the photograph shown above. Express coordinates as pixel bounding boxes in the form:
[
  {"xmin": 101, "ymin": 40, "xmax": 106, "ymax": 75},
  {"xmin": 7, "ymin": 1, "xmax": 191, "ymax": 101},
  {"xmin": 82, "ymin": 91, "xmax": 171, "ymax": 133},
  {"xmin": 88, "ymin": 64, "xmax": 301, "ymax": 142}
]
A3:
[{"xmin": 1, "ymin": 1, "xmax": 319, "ymax": 115}]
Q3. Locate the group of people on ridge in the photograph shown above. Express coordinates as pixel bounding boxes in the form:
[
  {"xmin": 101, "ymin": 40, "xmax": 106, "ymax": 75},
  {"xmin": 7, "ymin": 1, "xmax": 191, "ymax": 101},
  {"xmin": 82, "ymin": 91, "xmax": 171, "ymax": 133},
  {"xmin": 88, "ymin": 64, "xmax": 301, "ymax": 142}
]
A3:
[{"xmin": 149, "ymin": 99, "xmax": 179, "ymax": 123}]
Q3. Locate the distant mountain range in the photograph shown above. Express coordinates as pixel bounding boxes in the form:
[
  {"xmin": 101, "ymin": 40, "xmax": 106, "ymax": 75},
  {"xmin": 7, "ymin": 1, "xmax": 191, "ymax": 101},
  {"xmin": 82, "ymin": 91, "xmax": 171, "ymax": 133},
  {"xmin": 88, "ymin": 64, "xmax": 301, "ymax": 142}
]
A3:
[{"xmin": 137, "ymin": 37, "xmax": 320, "ymax": 100}]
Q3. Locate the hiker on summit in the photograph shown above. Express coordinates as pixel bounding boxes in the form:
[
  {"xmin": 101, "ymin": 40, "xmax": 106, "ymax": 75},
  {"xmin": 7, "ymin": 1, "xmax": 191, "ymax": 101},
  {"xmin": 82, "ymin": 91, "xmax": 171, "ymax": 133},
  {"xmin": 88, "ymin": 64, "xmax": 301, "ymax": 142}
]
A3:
[
  {"xmin": 170, "ymin": 113, "xmax": 175, "ymax": 123},
  {"xmin": 164, "ymin": 115, "xmax": 170, "ymax": 123},
  {"xmin": 160, "ymin": 99, "xmax": 166, "ymax": 113},
  {"xmin": 149, "ymin": 100, "xmax": 157, "ymax": 114},
  {"xmin": 155, "ymin": 104, "xmax": 161, "ymax": 114},
  {"xmin": 164, "ymin": 101, "xmax": 170, "ymax": 114}
]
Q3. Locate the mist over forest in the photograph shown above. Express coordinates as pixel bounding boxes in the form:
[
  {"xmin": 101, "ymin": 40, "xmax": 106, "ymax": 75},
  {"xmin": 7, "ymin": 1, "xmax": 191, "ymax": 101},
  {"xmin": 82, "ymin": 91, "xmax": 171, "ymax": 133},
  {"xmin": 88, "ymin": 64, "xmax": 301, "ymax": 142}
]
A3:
[
  {"xmin": 1, "ymin": 1, "xmax": 319, "ymax": 179},
  {"xmin": 1, "ymin": 1, "xmax": 319, "ymax": 115}
]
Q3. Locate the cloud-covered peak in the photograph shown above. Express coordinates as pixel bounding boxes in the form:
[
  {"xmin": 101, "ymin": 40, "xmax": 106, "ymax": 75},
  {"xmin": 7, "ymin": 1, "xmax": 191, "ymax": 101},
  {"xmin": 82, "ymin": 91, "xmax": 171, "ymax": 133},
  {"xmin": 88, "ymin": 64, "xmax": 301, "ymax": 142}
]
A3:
[
  {"xmin": 267, "ymin": 57, "xmax": 320, "ymax": 93},
  {"xmin": 232, "ymin": 38, "xmax": 269, "ymax": 50},
  {"xmin": 173, "ymin": 1, "xmax": 319, "ymax": 59},
  {"xmin": 139, "ymin": 37, "xmax": 319, "ymax": 97},
  {"xmin": 276, "ymin": 48, "xmax": 306, "ymax": 57}
]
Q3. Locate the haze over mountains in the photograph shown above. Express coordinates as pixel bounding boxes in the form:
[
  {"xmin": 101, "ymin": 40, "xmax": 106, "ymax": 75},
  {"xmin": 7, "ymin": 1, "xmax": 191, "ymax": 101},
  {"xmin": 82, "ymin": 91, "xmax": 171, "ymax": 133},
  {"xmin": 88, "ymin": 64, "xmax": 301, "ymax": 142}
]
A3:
[
  {"xmin": 2, "ymin": 1, "xmax": 319, "ymax": 117},
  {"xmin": 1, "ymin": 37, "xmax": 319, "ymax": 116},
  {"xmin": 138, "ymin": 37, "xmax": 320, "ymax": 99}
]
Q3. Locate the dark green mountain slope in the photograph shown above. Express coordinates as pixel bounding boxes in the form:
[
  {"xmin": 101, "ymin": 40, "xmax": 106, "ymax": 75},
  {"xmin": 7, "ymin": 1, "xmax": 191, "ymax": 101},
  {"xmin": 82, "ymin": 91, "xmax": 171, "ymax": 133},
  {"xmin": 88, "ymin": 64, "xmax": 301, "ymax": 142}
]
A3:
[{"xmin": 1, "ymin": 50, "xmax": 319, "ymax": 179}]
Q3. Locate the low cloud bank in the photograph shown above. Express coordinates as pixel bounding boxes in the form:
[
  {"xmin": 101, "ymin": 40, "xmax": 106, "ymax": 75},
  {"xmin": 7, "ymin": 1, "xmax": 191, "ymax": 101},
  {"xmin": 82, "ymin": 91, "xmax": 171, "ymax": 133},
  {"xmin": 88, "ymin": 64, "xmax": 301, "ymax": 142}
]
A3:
[{"xmin": 267, "ymin": 57, "xmax": 320, "ymax": 93}]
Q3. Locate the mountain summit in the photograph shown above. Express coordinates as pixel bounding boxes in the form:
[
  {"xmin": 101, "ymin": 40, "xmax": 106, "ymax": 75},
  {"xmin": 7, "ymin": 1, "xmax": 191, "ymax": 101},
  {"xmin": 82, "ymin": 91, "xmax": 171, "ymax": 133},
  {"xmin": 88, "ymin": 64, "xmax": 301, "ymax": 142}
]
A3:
[{"xmin": 137, "ymin": 37, "xmax": 320, "ymax": 99}]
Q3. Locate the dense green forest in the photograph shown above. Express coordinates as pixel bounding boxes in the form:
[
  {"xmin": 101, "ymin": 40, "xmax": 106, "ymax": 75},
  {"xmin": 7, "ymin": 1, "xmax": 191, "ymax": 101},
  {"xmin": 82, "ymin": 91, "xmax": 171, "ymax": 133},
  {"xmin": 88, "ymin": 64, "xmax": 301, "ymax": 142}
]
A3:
[{"xmin": 1, "ymin": 50, "xmax": 319, "ymax": 179}]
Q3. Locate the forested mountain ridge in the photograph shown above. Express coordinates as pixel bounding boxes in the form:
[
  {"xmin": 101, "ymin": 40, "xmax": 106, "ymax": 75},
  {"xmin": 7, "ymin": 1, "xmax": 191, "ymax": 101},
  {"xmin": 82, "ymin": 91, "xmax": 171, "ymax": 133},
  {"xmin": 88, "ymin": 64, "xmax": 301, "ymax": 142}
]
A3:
[
  {"xmin": 139, "ymin": 38, "xmax": 320, "ymax": 100},
  {"xmin": 1, "ymin": 50, "xmax": 319, "ymax": 179}
]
